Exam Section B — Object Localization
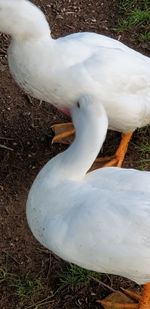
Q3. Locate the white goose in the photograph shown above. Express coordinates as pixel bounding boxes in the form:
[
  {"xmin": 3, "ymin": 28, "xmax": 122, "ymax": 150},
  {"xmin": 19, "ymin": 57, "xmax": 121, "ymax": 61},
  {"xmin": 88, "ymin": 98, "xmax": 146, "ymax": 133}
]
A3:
[
  {"xmin": 27, "ymin": 95, "xmax": 150, "ymax": 309},
  {"xmin": 0, "ymin": 0, "xmax": 150, "ymax": 167}
]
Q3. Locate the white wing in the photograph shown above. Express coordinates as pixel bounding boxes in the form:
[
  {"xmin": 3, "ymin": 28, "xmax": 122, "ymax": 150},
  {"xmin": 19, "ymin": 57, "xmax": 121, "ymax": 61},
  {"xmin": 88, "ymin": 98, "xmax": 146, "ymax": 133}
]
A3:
[
  {"xmin": 56, "ymin": 33, "xmax": 150, "ymax": 131},
  {"xmin": 43, "ymin": 168, "xmax": 150, "ymax": 284},
  {"xmin": 86, "ymin": 167, "xmax": 150, "ymax": 192}
]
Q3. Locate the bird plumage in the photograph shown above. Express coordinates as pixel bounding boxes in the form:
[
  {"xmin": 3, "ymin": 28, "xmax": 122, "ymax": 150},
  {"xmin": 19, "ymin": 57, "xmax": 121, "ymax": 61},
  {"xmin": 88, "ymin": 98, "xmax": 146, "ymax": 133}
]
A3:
[
  {"xmin": 0, "ymin": 0, "xmax": 149, "ymax": 133},
  {"xmin": 27, "ymin": 95, "xmax": 150, "ymax": 285}
]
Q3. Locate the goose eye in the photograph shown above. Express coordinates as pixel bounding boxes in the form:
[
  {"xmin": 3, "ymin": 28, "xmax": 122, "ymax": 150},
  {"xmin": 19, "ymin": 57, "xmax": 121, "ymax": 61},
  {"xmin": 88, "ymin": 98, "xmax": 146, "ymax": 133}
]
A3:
[{"xmin": 77, "ymin": 102, "xmax": 80, "ymax": 108}]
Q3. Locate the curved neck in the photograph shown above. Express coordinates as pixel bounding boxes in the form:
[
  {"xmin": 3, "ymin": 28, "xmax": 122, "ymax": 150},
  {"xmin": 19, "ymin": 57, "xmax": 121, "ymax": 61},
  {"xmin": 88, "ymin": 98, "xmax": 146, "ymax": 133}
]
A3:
[
  {"xmin": 57, "ymin": 105, "xmax": 108, "ymax": 180},
  {"xmin": 0, "ymin": 0, "xmax": 51, "ymax": 41}
]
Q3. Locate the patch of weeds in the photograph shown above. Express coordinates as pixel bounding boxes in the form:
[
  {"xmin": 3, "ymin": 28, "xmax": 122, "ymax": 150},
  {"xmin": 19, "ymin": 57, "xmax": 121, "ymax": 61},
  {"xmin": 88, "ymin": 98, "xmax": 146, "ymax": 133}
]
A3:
[
  {"xmin": 115, "ymin": 9, "xmax": 150, "ymax": 32},
  {"xmin": 0, "ymin": 267, "xmax": 18, "ymax": 284},
  {"xmin": 138, "ymin": 158, "xmax": 150, "ymax": 170},
  {"xmin": 58, "ymin": 264, "xmax": 99, "ymax": 288},
  {"xmin": 14, "ymin": 277, "xmax": 43, "ymax": 299},
  {"xmin": 0, "ymin": 267, "xmax": 44, "ymax": 299},
  {"xmin": 118, "ymin": 0, "xmax": 149, "ymax": 11},
  {"xmin": 140, "ymin": 31, "xmax": 150, "ymax": 41},
  {"xmin": 137, "ymin": 143, "xmax": 150, "ymax": 154},
  {"xmin": 136, "ymin": 125, "xmax": 150, "ymax": 138},
  {"xmin": 133, "ymin": 142, "xmax": 150, "ymax": 170},
  {"xmin": 114, "ymin": 0, "xmax": 150, "ymax": 40}
]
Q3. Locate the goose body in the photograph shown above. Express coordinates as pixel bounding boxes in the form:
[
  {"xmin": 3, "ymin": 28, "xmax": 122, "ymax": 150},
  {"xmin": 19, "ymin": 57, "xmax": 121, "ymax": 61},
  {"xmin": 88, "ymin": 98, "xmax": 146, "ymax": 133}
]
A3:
[
  {"xmin": 0, "ymin": 0, "xmax": 150, "ymax": 133},
  {"xmin": 27, "ymin": 95, "xmax": 150, "ymax": 285}
]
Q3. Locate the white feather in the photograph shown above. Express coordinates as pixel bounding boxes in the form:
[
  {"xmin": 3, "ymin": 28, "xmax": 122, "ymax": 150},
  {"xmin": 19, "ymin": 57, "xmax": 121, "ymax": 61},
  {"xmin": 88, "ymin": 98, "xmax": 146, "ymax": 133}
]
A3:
[
  {"xmin": 0, "ymin": 0, "xmax": 149, "ymax": 132},
  {"xmin": 27, "ymin": 95, "xmax": 150, "ymax": 285}
]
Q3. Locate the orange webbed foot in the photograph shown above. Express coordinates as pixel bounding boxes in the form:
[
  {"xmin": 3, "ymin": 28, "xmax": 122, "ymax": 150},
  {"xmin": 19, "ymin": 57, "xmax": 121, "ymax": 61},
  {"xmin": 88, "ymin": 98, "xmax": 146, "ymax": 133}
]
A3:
[
  {"xmin": 51, "ymin": 123, "xmax": 133, "ymax": 170},
  {"xmin": 97, "ymin": 290, "xmax": 139, "ymax": 309},
  {"xmin": 98, "ymin": 283, "xmax": 150, "ymax": 309},
  {"xmin": 103, "ymin": 132, "xmax": 133, "ymax": 168},
  {"xmin": 51, "ymin": 122, "xmax": 75, "ymax": 144}
]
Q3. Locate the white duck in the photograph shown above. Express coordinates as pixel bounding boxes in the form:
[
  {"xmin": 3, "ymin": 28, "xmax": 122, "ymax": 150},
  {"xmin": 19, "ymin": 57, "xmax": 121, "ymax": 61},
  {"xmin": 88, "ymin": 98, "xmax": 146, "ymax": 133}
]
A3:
[
  {"xmin": 0, "ymin": 0, "xmax": 150, "ymax": 167},
  {"xmin": 27, "ymin": 95, "xmax": 150, "ymax": 309}
]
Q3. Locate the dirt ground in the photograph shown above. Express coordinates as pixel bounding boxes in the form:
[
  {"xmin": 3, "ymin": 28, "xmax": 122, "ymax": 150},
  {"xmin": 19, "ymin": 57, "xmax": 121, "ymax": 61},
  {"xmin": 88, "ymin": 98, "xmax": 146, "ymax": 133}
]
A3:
[{"xmin": 0, "ymin": 0, "xmax": 150, "ymax": 308}]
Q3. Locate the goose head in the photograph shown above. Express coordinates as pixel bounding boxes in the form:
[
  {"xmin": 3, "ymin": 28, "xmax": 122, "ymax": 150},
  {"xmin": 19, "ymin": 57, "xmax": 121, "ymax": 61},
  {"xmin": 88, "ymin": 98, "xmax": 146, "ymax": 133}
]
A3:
[{"xmin": 71, "ymin": 95, "xmax": 108, "ymax": 137}]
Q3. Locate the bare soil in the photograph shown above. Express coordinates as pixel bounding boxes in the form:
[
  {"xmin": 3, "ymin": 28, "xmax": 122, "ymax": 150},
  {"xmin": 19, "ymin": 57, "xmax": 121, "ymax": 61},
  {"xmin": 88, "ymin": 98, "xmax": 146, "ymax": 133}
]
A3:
[{"xmin": 0, "ymin": 1, "xmax": 150, "ymax": 308}]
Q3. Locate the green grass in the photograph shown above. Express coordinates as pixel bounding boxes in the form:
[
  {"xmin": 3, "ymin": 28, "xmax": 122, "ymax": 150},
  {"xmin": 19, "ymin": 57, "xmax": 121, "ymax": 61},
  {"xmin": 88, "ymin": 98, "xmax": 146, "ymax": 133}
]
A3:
[
  {"xmin": 115, "ymin": 9, "xmax": 150, "ymax": 32},
  {"xmin": 0, "ymin": 267, "xmax": 44, "ymax": 299},
  {"xmin": 118, "ymin": 0, "xmax": 149, "ymax": 11},
  {"xmin": 134, "ymin": 141, "xmax": 150, "ymax": 170},
  {"xmin": 115, "ymin": 0, "xmax": 150, "ymax": 36},
  {"xmin": 137, "ymin": 143, "xmax": 150, "ymax": 154},
  {"xmin": 58, "ymin": 264, "xmax": 100, "ymax": 288},
  {"xmin": 138, "ymin": 158, "xmax": 150, "ymax": 170},
  {"xmin": 14, "ymin": 277, "xmax": 43, "ymax": 299},
  {"xmin": 140, "ymin": 31, "xmax": 150, "ymax": 41}
]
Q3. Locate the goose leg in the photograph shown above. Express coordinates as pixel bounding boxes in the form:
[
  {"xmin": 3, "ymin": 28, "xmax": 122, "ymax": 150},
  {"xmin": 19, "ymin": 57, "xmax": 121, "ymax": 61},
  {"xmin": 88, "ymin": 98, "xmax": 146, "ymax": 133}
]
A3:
[
  {"xmin": 89, "ymin": 132, "xmax": 133, "ymax": 170},
  {"xmin": 98, "ymin": 283, "xmax": 150, "ymax": 309},
  {"xmin": 98, "ymin": 290, "xmax": 139, "ymax": 309},
  {"xmin": 139, "ymin": 283, "xmax": 150, "ymax": 309},
  {"xmin": 103, "ymin": 132, "xmax": 133, "ymax": 168},
  {"xmin": 51, "ymin": 123, "xmax": 133, "ymax": 168},
  {"xmin": 51, "ymin": 123, "xmax": 75, "ymax": 144}
]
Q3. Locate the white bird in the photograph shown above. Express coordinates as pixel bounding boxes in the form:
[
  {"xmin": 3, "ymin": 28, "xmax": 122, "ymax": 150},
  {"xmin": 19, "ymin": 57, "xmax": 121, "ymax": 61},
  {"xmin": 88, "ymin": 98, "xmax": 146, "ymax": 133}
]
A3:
[
  {"xmin": 27, "ymin": 95, "xmax": 150, "ymax": 309},
  {"xmin": 0, "ymin": 0, "xmax": 150, "ymax": 167}
]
